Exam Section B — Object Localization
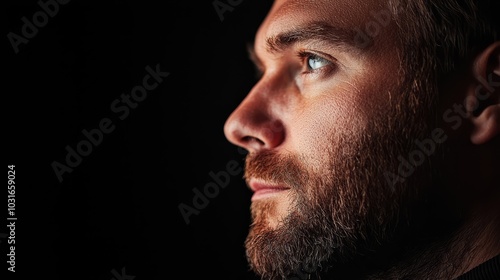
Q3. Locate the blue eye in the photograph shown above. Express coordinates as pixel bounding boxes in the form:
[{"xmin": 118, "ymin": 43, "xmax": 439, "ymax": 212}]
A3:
[
  {"xmin": 297, "ymin": 51, "xmax": 337, "ymax": 77},
  {"xmin": 307, "ymin": 54, "xmax": 331, "ymax": 70}
]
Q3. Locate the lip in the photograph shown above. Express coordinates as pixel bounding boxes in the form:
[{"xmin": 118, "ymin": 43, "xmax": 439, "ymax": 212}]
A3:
[{"xmin": 248, "ymin": 179, "xmax": 290, "ymax": 201}]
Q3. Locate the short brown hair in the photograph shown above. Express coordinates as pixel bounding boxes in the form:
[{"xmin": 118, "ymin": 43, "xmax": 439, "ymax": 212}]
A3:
[{"xmin": 389, "ymin": 0, "xmax": 499, "ymax": 75}]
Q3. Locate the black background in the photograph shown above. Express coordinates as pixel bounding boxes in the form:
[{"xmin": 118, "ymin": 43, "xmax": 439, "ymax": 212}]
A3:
[{"xmin": 4, "ymin": 0, "xmax": 273, "ymax": 279}]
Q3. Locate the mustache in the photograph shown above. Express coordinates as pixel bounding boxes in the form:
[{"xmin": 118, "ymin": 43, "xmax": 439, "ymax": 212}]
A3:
[{"xmin": 243, "ymin": 150, "xmax": 307, "ymax": 190}]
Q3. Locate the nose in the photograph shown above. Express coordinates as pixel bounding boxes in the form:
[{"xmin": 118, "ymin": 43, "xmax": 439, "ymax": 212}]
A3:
[{"xmin": 223, "ymin": 81, "xmax": 285, "ymax": 153}]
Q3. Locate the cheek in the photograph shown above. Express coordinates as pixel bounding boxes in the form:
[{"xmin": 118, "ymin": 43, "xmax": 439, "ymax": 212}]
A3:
[
  {"xmin": 288, "ymin": 94, "xmax": 368, "ymax": 162},
  {"xmin": 283, "ymin": 58, "xmax": 400, "ymax": 161}
]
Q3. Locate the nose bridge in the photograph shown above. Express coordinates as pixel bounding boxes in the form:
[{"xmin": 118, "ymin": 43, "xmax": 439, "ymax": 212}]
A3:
[{"xmin": 224, "ymin": 74, "xmax": 286, "ymax": 152}]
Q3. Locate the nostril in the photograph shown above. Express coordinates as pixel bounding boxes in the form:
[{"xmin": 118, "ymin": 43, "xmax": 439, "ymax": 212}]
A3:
[{"xmin": 242, "ymin": 136, "xmax": 265, "ymax": 147}]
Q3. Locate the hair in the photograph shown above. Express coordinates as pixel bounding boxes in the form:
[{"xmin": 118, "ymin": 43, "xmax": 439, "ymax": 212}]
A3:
[
  {"xmin": 389, "ymin": 0, "xmax": 499, "ymax": 76},
  {"xmin": 381, "ymin": 0, "xmax": 500, "ymax": 140}
]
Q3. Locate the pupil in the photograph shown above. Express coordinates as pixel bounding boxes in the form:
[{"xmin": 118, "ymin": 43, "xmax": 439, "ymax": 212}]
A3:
[{"xmin": 309, "ymin": 57, "xmax": 322, "ymax": 69}]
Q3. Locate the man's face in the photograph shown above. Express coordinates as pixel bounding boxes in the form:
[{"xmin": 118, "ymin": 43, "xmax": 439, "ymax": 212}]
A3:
[{"xmin": 224, "ymin": 0, "xmax": 448, "ymax": 278}]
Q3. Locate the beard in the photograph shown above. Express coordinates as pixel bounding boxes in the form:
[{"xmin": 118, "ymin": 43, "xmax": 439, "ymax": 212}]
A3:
[{"xmin": 242, "ymin": 82, "xmax": 465, "ymax": 279}]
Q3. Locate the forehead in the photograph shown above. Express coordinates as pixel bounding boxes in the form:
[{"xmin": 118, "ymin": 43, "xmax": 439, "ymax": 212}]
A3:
[{"xmin": 255, "ymin": 0, "xmax": 397, "ymax": 53}]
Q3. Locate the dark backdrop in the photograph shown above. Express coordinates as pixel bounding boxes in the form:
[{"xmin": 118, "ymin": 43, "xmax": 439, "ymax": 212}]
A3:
[{"xmin": 4, "ymin": 0, "xmax": 273, "ymax": 279}]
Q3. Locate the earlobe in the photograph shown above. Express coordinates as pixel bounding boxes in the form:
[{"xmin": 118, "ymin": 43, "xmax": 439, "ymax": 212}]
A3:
[
  {"xmin": 470, "ymin": 104, "xmax": 500, "ymax": 144},
  {"xmin": 469, "ymin": 42, "xmax": 500, "ymax": 145}
]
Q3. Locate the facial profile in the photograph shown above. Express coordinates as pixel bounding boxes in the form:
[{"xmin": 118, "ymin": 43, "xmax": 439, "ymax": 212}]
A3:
[{"xmin": 223, "ymin": 0, "xmax": 500, "ymax": 279}]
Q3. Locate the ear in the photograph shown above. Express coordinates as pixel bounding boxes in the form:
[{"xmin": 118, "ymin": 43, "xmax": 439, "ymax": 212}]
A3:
[{"xmin": 469, "ymin": 41, "xmax": 500, "ymax": 145}]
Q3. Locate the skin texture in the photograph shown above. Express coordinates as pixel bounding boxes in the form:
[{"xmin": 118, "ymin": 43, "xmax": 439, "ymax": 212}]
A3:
[{"xmin": 223, "ymin": 0, "xmax": 500, "ymax": 279}]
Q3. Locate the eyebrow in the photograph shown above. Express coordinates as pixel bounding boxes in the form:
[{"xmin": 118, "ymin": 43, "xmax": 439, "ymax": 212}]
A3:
[
  {"xmin": 247, "ymin": 21, "xmax": 370, "ymax": 73},
  {"xmin": 265, "ymin": 21, "xmax": 368, "ymax": 53}
]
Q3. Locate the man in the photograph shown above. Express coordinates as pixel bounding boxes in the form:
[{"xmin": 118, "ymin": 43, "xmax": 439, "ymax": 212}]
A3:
[{"xmin": 223, "ymin": 0, "xmax": 500, "ymax": 279}]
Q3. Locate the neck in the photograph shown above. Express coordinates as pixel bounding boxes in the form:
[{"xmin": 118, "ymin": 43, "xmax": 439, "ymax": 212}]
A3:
[
  {"xmin": 315, "ymin": 188, "xmax": 500, "ymax": 280},
  {"xmin": 371, "ymin": 190, "xmax": 500, "ymax": 280},
  {"xmin": 450, "ymin": 195, "xmax": 500, "ymax": 278}
]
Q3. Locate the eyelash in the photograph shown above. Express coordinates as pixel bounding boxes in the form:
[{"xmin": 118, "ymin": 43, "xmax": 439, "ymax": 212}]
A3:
[
  {"xmin": 297, "ymin": 50, "xmax": 336, "ymax": 76},
  {"xmin": 251, "ymin": 51, "xmax": 338, "ymax": 81}
]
